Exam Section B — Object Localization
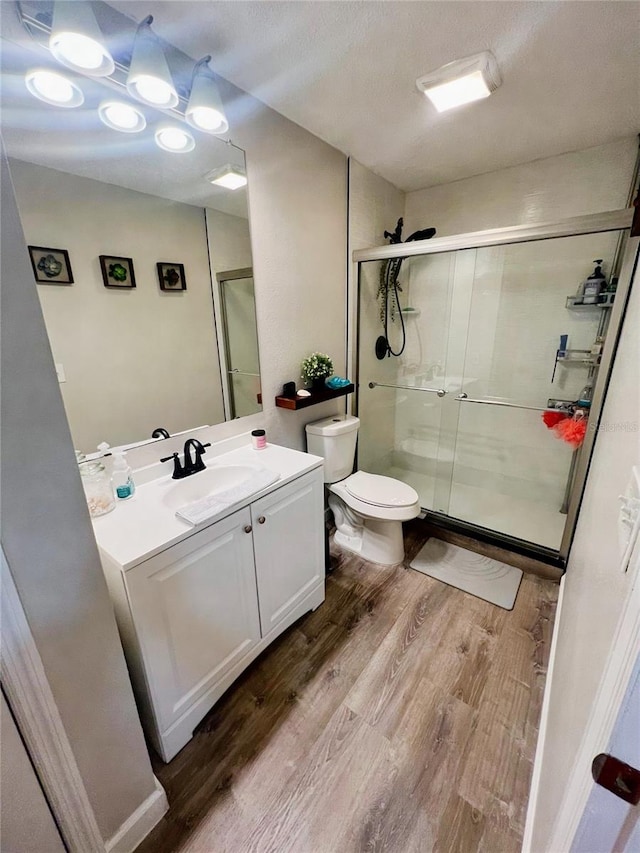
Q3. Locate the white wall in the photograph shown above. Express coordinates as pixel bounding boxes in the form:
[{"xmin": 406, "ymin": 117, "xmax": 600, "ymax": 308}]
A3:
[
  {"xmin": 221, "ymin": 78, "xmax": 348, "ymax": 450},
  {"xmin": 10, "ymin": 159, "xmax": 225, "ymax": 452},
  {"xmin": 404, "ymin": 137, "xmax": 637, "ymax": 237},
  {"xmin": 530, "ymin": 250, "xmax": 640, "ymax": 850},
  {"xmin": 1, "ymin": 150, "xmax": 160, "ymax": 845},
  {"xmin": 206, "ymin": 207, "xmax": 253, "ymax": 275}
]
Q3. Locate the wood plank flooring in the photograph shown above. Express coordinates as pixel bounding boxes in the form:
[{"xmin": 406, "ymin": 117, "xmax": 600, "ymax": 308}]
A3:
[{"xmin": 136, "ymin": 522, "xmax": 558, "ymax": 853}]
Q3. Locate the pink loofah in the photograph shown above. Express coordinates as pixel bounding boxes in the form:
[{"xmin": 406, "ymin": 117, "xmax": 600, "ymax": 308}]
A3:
[{"xmin": 553, "ymin": 413, "xmax": 588, "ymax": 448}]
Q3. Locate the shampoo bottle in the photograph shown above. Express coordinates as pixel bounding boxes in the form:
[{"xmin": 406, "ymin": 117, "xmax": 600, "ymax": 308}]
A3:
[
  {"xmin": 112, "ymin": 452, "xmax": 135, "ymax": 500},
  {"xmin": 582, "ymin": 260, "xmax": 607, "ymax": 304}
]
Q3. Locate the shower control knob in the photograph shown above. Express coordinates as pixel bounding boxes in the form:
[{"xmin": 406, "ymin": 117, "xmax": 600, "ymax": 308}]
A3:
[
  {"xmin": 244, "ymin": 525, "xmax": 252, "ymax": 534},
  {"xmin": 258, "ymin": 516, "xmax": 266, "ymax": 524}
]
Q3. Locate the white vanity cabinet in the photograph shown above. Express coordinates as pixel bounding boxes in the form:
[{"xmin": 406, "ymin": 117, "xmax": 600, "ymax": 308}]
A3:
[
  {"xmin": 97, "ymin": 454, "xmax": 325, "ymax": 763},
  {"xmin": 251, "ymin": 473, "xmax": 324, "ymax": 635},
  {"xmin": 125, "ymin": 507, "xmax": 261, "ymax": 739}
]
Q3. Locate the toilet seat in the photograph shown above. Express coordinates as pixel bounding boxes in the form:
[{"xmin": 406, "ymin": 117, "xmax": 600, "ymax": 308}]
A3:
[
  {"xmin": 344, "ymin": 471, "xmax": 419, "ymax": 508},
  {"xmin": 330, "ymin": 472, "xmax": 421, "ymax": 522}
]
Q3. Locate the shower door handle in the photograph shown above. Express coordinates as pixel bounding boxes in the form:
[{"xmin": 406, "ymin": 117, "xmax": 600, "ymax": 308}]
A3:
[
  {"xmin": 455, "ymin": 393, "xmax": 549, "ymax": 412},
  {"xmin": 369, "ymin": 381, "xmax": 446, "ymax": 398}
]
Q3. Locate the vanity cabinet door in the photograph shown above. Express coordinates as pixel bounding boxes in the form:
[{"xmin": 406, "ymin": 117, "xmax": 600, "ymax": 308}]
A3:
[
  {"xmin": 251, "ymin": 471, "xmax": 324, "ymax": 636},
  {"xmin": 125, "ymin": 507, "xmax": 261, "ymax": 733}
]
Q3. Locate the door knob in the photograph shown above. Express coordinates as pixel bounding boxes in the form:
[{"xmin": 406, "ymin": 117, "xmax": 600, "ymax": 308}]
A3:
[
  {"xmin": 244, "ymin": 524, "xmax": 252, "ymax": 534},
  {"xmin": 592, "ymin": 753, "xmax": 640, "ymax": 804},
  {"xmin": 258, "ymin": 516, "xmax": 266, "ymax": 524}
]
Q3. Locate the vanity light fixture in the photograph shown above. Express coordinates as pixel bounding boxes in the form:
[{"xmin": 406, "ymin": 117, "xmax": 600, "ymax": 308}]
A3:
[
  {"xmin": 206, "ymin": 164, "xmax": 247, "ymax": 190},
  {"xmin": 127, "ymin": 16, "xmax": 179, "ymax": 109},
  {"xmin": 98, "ymin": 101, "xmax": 146, "ymax": 133},
  {"xmin": 185, "ymin": 56, "xmax": 229, "ymax": 135},
  {"xmin": 416, "ymin": 51, "xmax": 501, "ymax": 112},
  {"xmin": 49, "ymin": 0, "xmax": 114, "ymax": 76},
  {"xmin": 155, "ymin": 125, "xmax": 195, "ymax": 153},
  {"xmin": 25, "ymin": 68, "xmax": 84, "ymax": 107}
]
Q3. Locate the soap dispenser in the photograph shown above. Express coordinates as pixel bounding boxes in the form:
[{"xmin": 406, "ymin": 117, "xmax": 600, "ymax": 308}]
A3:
[
  {"xmin": 112, "ymin": 452, "xmax": 135, "ymax": 500},
  {"xmin": 582, "ymin": 260, "xmax": 607, "ymax": 304}
]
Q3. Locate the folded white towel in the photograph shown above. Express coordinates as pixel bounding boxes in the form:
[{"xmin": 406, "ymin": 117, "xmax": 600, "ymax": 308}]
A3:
[{"xmin": 175, "ymin": 467, "xmax": 280, "ymax": 526}]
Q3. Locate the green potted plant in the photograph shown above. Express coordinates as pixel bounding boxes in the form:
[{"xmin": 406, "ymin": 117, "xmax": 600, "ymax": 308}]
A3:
[{"xmin": 301, "ymin": 352, "xmax": 334, "ymax": 391}]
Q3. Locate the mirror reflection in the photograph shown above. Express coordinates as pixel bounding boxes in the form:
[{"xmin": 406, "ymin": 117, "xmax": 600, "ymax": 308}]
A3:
[{"xmin": 1, "ymin": 2, "xmax": 262, "ymax": 453}]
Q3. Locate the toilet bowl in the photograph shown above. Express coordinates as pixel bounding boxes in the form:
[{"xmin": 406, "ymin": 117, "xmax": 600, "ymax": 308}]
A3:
[{"xmin": 305, "ymin": 415, "xmax": 420, "ymax": 566}]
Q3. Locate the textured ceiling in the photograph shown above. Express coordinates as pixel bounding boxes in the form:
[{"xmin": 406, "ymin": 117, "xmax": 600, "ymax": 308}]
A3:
[{"xmin": 109, "ymin": 0, "xmax": 640, "ymax": 192}]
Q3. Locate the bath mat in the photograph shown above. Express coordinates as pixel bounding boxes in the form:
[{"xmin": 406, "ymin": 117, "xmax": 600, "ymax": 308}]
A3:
[{"xmin": 409, "ymin": 539, "xmax": 523, "ymax": 610}]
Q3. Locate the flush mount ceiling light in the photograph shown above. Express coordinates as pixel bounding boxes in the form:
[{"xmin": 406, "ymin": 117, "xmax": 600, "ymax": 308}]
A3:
[
  {"xmin": 185, "ymin": 56, "xmax": 229, "ymax": 135},
  {"xmin": 98, "ymin": 101, "xmax": 146, "ymax": 133},
  {"xmin": 49, "ymin": 0, "xmax": 114, "ymax": 76},
  {"xmin": 25, "ymin": 68, "xmax": 84, "ymax": 107},
  {"xmin": 206, "ymin": 164, "xmax": 247, "ymax": 190},
  {"xmin": 127, "ymin": 16, "xmax": 179, "ymax": 109},
  {"xmin": 416, "ymin": 51, "xmax": 501, "ymax": 112},
  {"xmin": 155, "ymin": 125, "xmax": 195, "ymax": 153}
]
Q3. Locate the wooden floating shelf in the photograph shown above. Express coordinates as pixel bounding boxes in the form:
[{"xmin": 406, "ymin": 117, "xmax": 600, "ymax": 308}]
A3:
[{"xmin": 275, "ymin": 383, "xmax": 355, "ymax": 410}]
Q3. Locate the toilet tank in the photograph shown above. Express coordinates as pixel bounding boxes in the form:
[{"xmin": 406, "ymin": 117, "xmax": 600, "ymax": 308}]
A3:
[{"xmin": 305, "ymin": 415, "xmax": 359, "ymax": 483}]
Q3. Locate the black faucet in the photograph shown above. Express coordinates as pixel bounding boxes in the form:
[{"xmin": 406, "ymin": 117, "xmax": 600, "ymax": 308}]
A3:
[
  {"xmin": 160, "ymin": 439, "xmax": 212, "ymax": 479},
  {"xmin": 152, "ymin": 427, "xmax": 170, "ymax": 439}
]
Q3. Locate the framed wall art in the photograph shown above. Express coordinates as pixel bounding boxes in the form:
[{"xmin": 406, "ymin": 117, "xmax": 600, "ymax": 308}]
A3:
[
  {"xmin": 28, "ymin": 246, "xmax": 74, "ymax": 284},
  {"xmin": 99, "ymin": 255, "xmax": 136, "ymax": 289},
  {"xmin": 157, "ymin": 262, "xmax": 186, "ymax": 292}
]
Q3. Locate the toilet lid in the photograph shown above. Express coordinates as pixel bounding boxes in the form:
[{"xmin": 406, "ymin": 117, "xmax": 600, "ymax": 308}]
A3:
[{"xmin": 344, "ymin": 471, "xmax": 419, "ymax": 508}]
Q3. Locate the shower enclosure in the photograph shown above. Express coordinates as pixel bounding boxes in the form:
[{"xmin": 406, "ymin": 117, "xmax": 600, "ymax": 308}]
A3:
[{"xmin": 354, "ymin": 210, "xmax": 637, "ymax": 562}]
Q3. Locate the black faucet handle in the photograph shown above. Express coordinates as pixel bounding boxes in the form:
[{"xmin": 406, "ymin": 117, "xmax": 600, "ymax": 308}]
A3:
[{"xmin": 160, "ymin": 452, "xmax": 178, "ymax": 463}]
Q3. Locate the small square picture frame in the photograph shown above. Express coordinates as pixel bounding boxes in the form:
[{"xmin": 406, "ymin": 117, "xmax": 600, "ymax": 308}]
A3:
[
  {"xmin": 99, "ymin": 255, "xmax": 136, "ymax": 289},
  {"xmin": 28, "ymin": 246, "xmax": 74, "ymax": 284},
  {"xmin": 157, "ymin": 262, "xmax": 187, "ymax": 292}
]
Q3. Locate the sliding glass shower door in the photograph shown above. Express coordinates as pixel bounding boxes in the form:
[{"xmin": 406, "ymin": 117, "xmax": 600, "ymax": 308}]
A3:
[{"xmin": 357, "ymin": 220, "xmax": 630, "ymax": 553}]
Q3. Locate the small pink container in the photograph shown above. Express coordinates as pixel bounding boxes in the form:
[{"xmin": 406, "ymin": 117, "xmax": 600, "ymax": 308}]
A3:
[{"xmin": 251, "ymin": 429, "xmax": 267, "ymax": 450}]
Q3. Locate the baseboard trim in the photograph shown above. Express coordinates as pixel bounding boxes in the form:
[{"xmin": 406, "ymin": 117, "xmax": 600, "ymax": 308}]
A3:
[
  {"xmin": 105, "ymin": 779, "xmax": 168, "ymax": 853},
  {"xmin": 521, "ymin": 573, "xmax": 566, "ymax": 853}
]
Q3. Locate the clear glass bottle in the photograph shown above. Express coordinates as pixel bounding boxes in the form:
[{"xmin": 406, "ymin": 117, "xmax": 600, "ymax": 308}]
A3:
[{"xmin": 80, "ymin": 461, "xmax": 116, "ymax": 518}]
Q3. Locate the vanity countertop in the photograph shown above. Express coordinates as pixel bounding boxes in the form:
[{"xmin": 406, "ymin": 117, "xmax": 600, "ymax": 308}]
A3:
[{"xmin": 92, "ymin": 442, "xmax": 323, "ymax": 571}]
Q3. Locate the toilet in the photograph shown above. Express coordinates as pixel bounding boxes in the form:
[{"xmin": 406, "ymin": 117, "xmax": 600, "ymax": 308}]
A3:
[{"xmin": 305, "ymin": 414, "xmax": 420, "ymax": 565}]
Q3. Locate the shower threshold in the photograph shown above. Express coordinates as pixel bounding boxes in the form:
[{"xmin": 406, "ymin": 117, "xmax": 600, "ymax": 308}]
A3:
[{"xmin": 420, "ymin": 510, "xmax": 566, "ymax": 571}]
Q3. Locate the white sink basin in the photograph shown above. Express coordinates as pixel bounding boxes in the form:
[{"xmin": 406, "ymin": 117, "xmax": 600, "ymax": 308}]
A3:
[{"xmin": 161, "ymin": 465, "xmax": 257, "ymax": 511}]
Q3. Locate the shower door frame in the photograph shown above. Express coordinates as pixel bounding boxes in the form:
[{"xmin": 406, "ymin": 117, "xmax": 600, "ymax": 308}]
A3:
[{"xmin": 351, "ymin": 208, "xmax": 637, "ymax": 564}]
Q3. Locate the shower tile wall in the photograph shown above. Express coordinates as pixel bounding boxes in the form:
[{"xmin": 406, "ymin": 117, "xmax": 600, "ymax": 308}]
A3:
[{"xmin": 348, "ymin": 158, "xmax": 405, "ymax": 476}]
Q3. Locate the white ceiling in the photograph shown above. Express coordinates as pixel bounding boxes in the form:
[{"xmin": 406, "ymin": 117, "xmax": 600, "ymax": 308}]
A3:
[{"xmin": 109, "ymin": 0, "xmax": 640, "ymax": 193}]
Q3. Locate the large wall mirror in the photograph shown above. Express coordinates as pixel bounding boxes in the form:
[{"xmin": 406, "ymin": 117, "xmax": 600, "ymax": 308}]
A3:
[{"xmin": 1, "ymin": 1, "xmax": 262, "ymax": 453}]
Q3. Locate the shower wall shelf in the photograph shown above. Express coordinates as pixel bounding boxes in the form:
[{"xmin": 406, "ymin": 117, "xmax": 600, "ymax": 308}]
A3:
[
  {"xmin": 556, "ymin": 349, "xmax": 600, "ymax": 366},
  {"xmin": 566, "ymin": 293, "xmax": 616, "ymax": 309},
  {"xmin": 275, "ymin": 383, "xmax": 354, "ymax": 410}
]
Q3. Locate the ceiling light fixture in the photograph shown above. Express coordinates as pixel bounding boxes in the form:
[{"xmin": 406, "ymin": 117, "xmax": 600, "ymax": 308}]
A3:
[
  {"xmin": 206, "ymin": 164, "xmax": 247, "ymax": 190},
  {"xmin": 185, "ymin": 56, "xmax": 229, "ymax": 135},
  {"xmin": 98, "ymin": 101, "xmax": 146, "ymax": 133},
  {"xmin": 155, "ymin": 126, "xmax": 195, "ymax": 153},
  {"xmin": 49, "ymin": 0, "xmax": 114, "ymax": 76},
  {"xmin": 25, "ymin": 69, "xmax": 84, "ymax": 107},
  {"xmin": 127, "ymin": 16, "xmax": 179, "ymax": 109},
  {"xmin": 416, "ymin": 51, "xmax": 501, "ymax": 112}
]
